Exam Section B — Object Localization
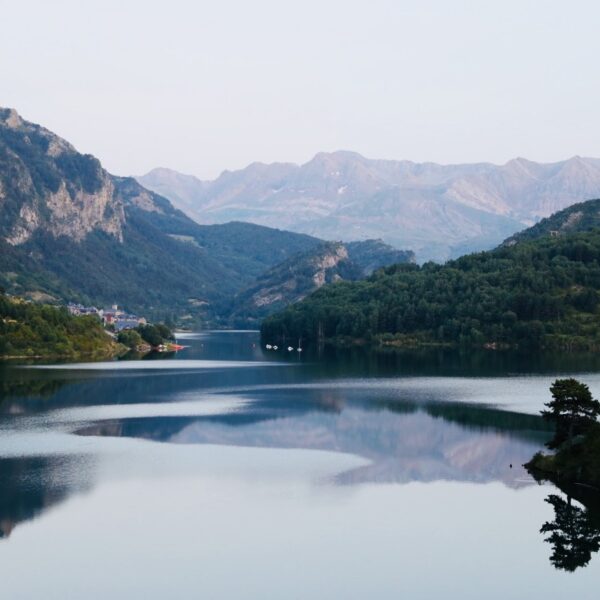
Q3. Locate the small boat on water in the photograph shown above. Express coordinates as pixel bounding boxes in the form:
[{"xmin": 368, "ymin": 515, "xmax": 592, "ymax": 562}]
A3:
[
  {"xmin": 156, "ymin": 343, "xmax": 187, "ymax": 353},
  {"xmin": 265, "ymin": 343, "xmax": 298, "ymax": 352}
]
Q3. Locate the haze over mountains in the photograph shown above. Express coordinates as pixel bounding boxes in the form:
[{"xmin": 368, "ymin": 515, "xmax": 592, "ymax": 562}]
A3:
[{"xmin": 139, "ymin": 152, "xmax": 600, "ymax": 261}]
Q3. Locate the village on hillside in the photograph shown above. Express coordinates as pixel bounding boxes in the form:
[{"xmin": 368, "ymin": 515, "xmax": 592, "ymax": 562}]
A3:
[
  {"xmin": 66, "ymin": 302, "xmax": 184, "ymax": 354},
  {"xmin": 67, "ymin": 303, "xmax": 147, "ymax": 332}
]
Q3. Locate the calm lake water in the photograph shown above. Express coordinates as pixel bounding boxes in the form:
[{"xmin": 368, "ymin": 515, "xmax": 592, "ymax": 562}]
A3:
[{"xmin": 0, "ymin": 331, "xmax": 599, "ymax": 599}]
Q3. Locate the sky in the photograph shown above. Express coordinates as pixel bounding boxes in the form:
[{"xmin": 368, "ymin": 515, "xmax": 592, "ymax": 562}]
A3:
[{"xmin": 1, "ymin": 0, "xmax": 600, "ymax": 179}]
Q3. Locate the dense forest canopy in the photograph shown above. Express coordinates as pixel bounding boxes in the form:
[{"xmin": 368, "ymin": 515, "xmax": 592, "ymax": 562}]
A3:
[
  {"xmin": 0, "ymin": 293, "xmax": 117, "ymax": 358},
  {"xmin": 261, "ymin": 227, "xmax": 600, "ymax": 350}
]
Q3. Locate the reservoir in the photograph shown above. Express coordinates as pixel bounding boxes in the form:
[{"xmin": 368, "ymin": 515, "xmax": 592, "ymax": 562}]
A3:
[{"xmin": 0, "ymin": 331, "xmax": 599, "ymax": 599}]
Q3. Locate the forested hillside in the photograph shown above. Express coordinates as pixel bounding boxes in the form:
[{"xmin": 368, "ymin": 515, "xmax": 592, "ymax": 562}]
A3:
[
  {"xmin": 262, "ymin": 215, "xmax": 600, "ymax": 350},
  {"xmin": 504, "ymin": 198, "xmax": 600, "ymax": 244},
  {"xmin": 0, "ymin": 293, "xmax": 119, "ymax": 358}
]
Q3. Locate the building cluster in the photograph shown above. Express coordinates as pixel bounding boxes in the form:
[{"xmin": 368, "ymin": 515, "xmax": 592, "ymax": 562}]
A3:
[{"xmin": 67, "ymin": 303, "xmax": 147, "ymax": 332}]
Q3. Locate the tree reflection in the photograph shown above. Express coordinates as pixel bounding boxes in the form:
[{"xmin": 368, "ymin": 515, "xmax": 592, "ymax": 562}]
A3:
[
  {"xmin": 540, "ymin": 493, "xmax": 600, "ymax": 571},
  {"xmin": 0, "ymin": 455, "xmax": 92, "ymax": 539}
]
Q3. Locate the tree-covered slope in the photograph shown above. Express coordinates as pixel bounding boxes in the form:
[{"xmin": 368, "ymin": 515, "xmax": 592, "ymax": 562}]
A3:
[
  {"xmin": 504, "ymin": 198, "xmax": 600, "ymax": 244},
  {"xmin": 262, "ymin": 214, "xmax": 600, "ymax": 350},
  {"xmin": 0, "ymin": 293, "xmax": 119, "ymax": 358}
]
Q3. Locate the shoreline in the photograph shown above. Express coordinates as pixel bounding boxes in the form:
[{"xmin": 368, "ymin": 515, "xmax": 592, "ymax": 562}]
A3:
[
  {"xmin": 0, "ymin": 345, "xmax": 128, "ymax": 363},
  {"xmin": 268, "ymin": 335, "xmax": 600, "ymax": 353}
]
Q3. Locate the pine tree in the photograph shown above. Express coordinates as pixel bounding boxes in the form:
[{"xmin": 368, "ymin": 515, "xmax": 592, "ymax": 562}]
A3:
[{"xmin": 542, "ymin": 379, "xmax": 600, "ymax": 450}]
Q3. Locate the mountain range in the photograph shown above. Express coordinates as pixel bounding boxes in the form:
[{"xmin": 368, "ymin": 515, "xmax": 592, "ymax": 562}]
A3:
[
  {"xmin": 0, "ymin": 108, "xmax": 411, "ymax": 325},
  {"xmin": 138, "ymin": 152, "xmax": 600, "ymax": 261}
]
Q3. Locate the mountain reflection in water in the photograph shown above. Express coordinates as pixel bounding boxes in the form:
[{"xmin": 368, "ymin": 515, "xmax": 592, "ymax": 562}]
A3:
[{"xmin": 75, "ymin": 388, "xmax": 549, "ymax": 487}]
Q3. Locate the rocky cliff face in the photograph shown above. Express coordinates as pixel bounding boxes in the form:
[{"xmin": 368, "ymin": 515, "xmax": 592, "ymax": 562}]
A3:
[
  {"xmin": 0, "ymin": 108, "xmax": 169, "ymax": 247},
  {"xmin": 228, "ymin": 240, "xmax": 412, "ymax": 325},
  {"xmin": 234, "ymin": 242, "xmax": 358, "ymax": 319},
  {"xmin": 310, "ymin": 244, "xmax": 348, "ymax": 288},
  {"xmin": 138, "ymin": 152, "xmax": 600, "ymax": 262},
  {"xmin": 19, "ymin": 176, "xmax": 123, "ymax": 244}
]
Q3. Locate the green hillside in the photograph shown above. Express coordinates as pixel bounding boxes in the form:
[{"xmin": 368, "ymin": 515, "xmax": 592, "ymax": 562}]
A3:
[
  {"xmin": 262, "ymin": 214, "xmax": 600, "ymax": 351},
  {"xmin": 0, "ymin": 293, "xmax": 120, "ymax": 359},
  {"xmin": 504, "ymin": 198, "xmax": 600, "ymax": 243}
]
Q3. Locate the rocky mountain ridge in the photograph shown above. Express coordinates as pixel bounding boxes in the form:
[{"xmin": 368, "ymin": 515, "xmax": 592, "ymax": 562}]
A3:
[{"xmin": 138, "ymin": 152, "xmax": 600, "ymax": 261}]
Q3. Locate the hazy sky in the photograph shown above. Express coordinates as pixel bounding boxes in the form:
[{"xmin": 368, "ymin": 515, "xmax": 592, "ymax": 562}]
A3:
[{"xmin": 2, "ymin": 0, "xmax": 599, "ymax": 178}]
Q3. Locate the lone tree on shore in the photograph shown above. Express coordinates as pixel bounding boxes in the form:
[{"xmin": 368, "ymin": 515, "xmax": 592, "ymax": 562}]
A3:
[{"xmin": 542, "ymin": 378, "xmax": 600, "ymax": 450}]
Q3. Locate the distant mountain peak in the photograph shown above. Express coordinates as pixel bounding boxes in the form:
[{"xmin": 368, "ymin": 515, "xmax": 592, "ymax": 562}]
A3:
[
  {"xmin": 144, "ymin": 166, "xmax": 187, "ymax": 177},
  {"xmin": 310, "ymin": 150, "xmax": 367, "ymax": 161},
  {"xmin": 504, "ymin": 156, "xmax": 537, "ymax": 169},
  {"xmin": 141, "ymin": 166, "xmax": 203, "ymax": 185}
]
